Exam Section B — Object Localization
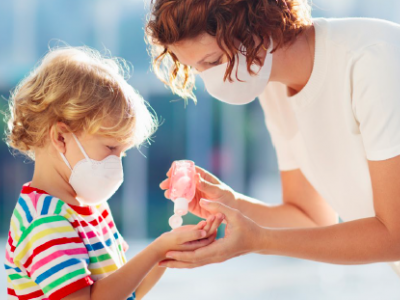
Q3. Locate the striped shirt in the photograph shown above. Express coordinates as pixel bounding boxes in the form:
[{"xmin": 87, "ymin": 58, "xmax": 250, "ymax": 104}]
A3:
[{"xmin": 4, "ymin": 184, "xmax": 135, "ymax": 300}]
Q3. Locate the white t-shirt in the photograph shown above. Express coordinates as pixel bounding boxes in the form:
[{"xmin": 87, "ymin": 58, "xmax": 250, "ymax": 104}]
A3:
[{"xmin": 258, "ymin": 17, "xmax": 400, "ymax": 275}]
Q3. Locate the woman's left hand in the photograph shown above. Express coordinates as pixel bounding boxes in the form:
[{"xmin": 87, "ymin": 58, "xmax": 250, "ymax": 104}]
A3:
[{"xmin": 159, "ymin": 199, "xmax": 265, "ymax": 268}]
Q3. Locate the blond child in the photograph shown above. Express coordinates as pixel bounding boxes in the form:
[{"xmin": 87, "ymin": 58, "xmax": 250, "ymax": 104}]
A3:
[{"xmin": 4, "ymin": 47, "xmax": 223, "ymax": 300}]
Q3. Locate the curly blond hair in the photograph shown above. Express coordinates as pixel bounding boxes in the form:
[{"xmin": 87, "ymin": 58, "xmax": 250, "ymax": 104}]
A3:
[
  {"xmin": 4, "ymin": 46, "xmax": 158, "ymax": 159},
  {"xmin": 146, "ymin": 0, "xmax": 312, "ymax": 101}
]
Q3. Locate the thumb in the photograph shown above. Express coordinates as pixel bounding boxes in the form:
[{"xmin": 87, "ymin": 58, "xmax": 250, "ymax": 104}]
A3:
[
  {"xmin": 196, "ymin": 174, "xmax": 223, "ymax": 197},
  {"xmin": 199, "ymin": 198, "xmax": 237, "ymax": 221}
]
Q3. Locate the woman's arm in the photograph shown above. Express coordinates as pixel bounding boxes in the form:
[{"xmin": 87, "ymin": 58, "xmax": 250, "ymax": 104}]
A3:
[
  {"xmin": 261, "ymin": 215, "xmax": 399, "ymax": 264},
  {"xmin": 261, "ymin": 156, "xmax": 400, "ymax": 263},
  {"xmin": 236, "ymin": 169, "xmax": 338, "ymax": 228},
  {"xmin": 160, "ymin": 156, "xmax": 400, "ymax": 268},
  {"xmin": 160, "ymin": 165, "xmax": 337, "ymax": 229}
]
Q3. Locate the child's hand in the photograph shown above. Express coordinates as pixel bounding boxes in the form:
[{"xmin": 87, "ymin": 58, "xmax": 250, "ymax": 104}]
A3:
[{"xmin": 153, "ymin": 213, "xmax": 224, "ymax": 261}]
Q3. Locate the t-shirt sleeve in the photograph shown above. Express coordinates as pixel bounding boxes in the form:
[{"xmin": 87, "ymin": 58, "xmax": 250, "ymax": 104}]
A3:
[
  {"xmin": 351, "ymin": 42, "xmax": 400, "ymax": 161},
  {"xmin": 13, "ymin": 215, "xmax": 93, "ymax": 300}
]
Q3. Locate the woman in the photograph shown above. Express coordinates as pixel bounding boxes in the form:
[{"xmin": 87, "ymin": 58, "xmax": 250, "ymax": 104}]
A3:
[{"xmin": 145, "ymin": 0, "xmax": 400, "ymax": 276}]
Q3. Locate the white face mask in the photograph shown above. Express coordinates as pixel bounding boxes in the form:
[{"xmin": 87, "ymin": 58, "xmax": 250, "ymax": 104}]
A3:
[
  {"xmin": 199, "ymin": 42, "xmax": 273, "ymax": 105},
  {"xmin": 60, "ymin": 134, "xmax": 124, "ymax": 206}
]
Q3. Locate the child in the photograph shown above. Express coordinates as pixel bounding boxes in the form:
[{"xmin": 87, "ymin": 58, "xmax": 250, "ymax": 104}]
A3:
[{"xmin": 4, "ymin": 47, "xmax": 223, "ymax": 300}]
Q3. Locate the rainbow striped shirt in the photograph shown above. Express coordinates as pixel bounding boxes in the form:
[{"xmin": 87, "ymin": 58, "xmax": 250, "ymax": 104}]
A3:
[{"xmin": 4, "ymin": 184, "xmax": 135, "ymax": 300}]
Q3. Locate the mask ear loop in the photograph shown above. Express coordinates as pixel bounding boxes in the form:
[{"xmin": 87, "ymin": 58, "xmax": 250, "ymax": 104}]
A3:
[
  {"xmin": 59, "ymin": 152, "xmax": 73, "ymax": 171},
  {"xmin": 71, "ymin": 133, "xmax": 91, "ymax": 163}
]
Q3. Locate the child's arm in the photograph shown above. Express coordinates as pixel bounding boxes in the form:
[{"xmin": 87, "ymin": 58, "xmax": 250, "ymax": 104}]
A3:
[
  {"xmin": 64, "ymin": 215, "xmax": 223, "ymax": 300},
  {"xmin": 135, "ymin": 214, "xmax": 222, "ymax": 299},
  {"xmin": 134, "ymin": 265, "xmax": 166, "ymax": 300}
]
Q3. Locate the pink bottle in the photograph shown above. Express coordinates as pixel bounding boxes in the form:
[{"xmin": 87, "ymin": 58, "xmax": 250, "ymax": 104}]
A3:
[{"xmin": 168, "ymin": 160, "xmax": 196, "ymax": 229}]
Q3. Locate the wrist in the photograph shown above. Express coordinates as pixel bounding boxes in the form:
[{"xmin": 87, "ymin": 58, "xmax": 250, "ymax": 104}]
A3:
[
  {"xmin": 231, "ymin": 191, "xmax": 243, "ymax": 210},
  {"xmin": 251, "ymin": 225, "xmax": 275, "ymax": 255},
  {"xmin": 148, "ymin": 237, "xmax": 168, "ymax": 262}
]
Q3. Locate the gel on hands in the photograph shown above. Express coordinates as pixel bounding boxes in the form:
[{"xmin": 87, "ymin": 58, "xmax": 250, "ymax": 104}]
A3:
[{"xmin": 168, "ymin": 160, "xmax": 196, "ymax": 229}]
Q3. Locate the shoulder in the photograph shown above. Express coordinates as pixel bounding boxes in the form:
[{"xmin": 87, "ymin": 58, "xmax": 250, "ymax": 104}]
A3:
[
  {"xmin": 315, "ymin": 17, "xmax": 400, "ymax": 55},
  {"xmin": 10, "ymin": 185, "xmax": 78, "ymax": 246}
]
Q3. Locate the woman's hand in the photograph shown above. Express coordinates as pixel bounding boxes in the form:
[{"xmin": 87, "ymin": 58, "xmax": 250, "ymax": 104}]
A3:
[
  {"xmin": 160, "ymin": 164, "xmax": 238, "ymax": 219},
  {"xmin": 152, "ymin": 213, "xmax": 225, "ymax": 261},
  {"xmin": 159, "ymin": 199, "xmax": 265, "ymax": 268}
]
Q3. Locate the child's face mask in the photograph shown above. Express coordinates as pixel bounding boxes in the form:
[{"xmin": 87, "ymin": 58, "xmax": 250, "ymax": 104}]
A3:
[{"xmin": 59, "ymin": 133, "xmax": 124, "ymax": 206}]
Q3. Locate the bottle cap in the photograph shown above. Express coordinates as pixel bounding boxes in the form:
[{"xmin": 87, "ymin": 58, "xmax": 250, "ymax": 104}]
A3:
[
  {"xmin": 169, "ymin": 214, "xmax": 183, "ymax": 229},
  {"xmin": 174, "ymin": 198, "xmax": 189, "ymax": 216}
]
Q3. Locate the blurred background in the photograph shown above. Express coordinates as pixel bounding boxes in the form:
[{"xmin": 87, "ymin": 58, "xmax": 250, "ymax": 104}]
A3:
[{"xmin": 1, "ymin": 0, "xmax": 400, "ymax": 299}]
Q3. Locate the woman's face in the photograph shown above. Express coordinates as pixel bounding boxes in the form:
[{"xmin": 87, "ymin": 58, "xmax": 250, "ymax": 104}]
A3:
[{"xmin": 168, "ymin": 33, "xmax": 230, "ymax": 72}]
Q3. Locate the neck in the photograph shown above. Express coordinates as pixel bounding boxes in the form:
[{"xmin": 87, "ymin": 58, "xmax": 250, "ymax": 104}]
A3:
[
  {"xmin": 31, "ymin": 150, "xmax": 82, "ymax": 206},
  {"xmin": 269, "ymin": 25, "xmax": 315, "ymax": 96}
]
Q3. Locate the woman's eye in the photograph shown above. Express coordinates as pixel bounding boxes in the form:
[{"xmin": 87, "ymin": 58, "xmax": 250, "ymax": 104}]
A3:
[{"xmin": 208, "ymin": 56, "xmax": 223, "ymax": 66}]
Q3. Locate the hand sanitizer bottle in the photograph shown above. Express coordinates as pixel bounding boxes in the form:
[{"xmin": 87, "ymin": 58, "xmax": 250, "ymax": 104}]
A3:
[{"xmin": 168, "ymin": 160, "xmax": 196, "ymax": 229}]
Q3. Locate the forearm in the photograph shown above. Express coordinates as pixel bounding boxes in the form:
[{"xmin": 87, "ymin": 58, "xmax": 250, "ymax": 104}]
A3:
[
  {"xmin": 135, "ymin": 265, "xmax": 167, "ymax": 299},
  {"xmin": 90, "ymin": 242, "xmax": 161, "ymax": 300},
  {"xmin": 236, "ymin": 194, "xmax": 317, "ymax": 228},
  {"xmin": 257, "ymin": 217, "xmax": 400, "ymax": 264}
]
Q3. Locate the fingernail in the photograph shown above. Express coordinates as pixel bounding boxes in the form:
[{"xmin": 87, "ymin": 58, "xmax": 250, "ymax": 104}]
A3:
[
  {"xmin": 166, "ymin": 253, "xmax": 174, "ymax": 259},
  {"xmin": 200, "ymin": 198, "xmax": 210, "ymax": 206},
  {"xmin": 201, "ymin": 230, "xmax": 206, "ymax": 237},
  {"xmin": 159, "ymin": 263, "xmax": 166, "ymax": 267}
]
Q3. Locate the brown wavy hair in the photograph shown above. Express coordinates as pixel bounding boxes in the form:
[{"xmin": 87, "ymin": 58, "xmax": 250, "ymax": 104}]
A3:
[{"xmin": 145, "ymin": 0, "xmax": 311, "ymax": 101}]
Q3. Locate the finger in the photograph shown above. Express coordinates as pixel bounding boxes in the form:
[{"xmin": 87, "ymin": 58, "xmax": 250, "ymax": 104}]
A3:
[
  {"xmin": 166, "ymin": 165, "xmax": 173, "ymax": 177},
  {"xmin": 164, "ymin": 189, "xmax": 171, "ymax": 199},
  {"xmin": 202, "ymin": 215, "xmax": 216, "ymax": 233},
  {"xmin": 196, "ymin": 173, "xmax": 223, "ymax": 196},
  {"xmin": 159, "ymin": 178, "xmax": 170, "ymax": 190},
  {"xmin": 209, "ymin": 213, "xmax": 224, "ymax": 234},
  {"xmin": 199, "ymin": 198, "xmax": 238, "ymax": 222},
  {"xmin": 176, "ymin": 229, "xmax": 206, "ymax": 244},
  {"xmin": 195, "ymin": 166, "xmax": 221, "ymax": 184},
  {"xmin": 195, "ymin": 220, "xmax": 207, "ymax": 230},
  {"xmin": 180, "ymin": 233, "xmax": 216, "ymax": 251}
]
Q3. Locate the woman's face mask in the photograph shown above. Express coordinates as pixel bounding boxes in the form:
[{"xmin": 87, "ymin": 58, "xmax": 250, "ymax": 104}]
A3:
[{"xmin": 199, "ymin": 42, "xmax": 273, "ymax": 105}]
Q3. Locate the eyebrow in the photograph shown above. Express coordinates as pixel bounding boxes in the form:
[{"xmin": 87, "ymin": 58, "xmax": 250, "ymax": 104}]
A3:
[{"xmin": 197, "ymin": 52, "xmax": 218, "ymax": 64}]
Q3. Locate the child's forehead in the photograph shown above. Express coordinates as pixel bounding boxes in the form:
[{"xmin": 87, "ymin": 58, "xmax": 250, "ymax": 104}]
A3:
[{"xmin": 86, "ymin": 133, "xmax": 117, "ymax": 143}]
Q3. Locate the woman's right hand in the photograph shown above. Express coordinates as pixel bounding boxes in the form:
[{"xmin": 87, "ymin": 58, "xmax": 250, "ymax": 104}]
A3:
[{"xmin": 159, "ymin": 164, "xmax": 238, "ymax": 219}]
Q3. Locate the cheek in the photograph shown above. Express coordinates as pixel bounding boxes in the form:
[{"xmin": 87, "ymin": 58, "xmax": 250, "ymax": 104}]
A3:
[
  {"xmin": 84, "ymin": 146, "xmax": 110, "ymax": 162},
  {"xmin": 66, "ymin": 142, "xmax": 109, "ymax": 168},
  {"xmin": 65, "ymin": 143, "xmax": 85, "ymax": 169}
]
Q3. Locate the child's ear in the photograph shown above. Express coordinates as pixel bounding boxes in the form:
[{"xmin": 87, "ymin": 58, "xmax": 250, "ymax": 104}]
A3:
[{"xmin": 49, "ymin": 122, "xmax": 71, "ymax": 154}]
